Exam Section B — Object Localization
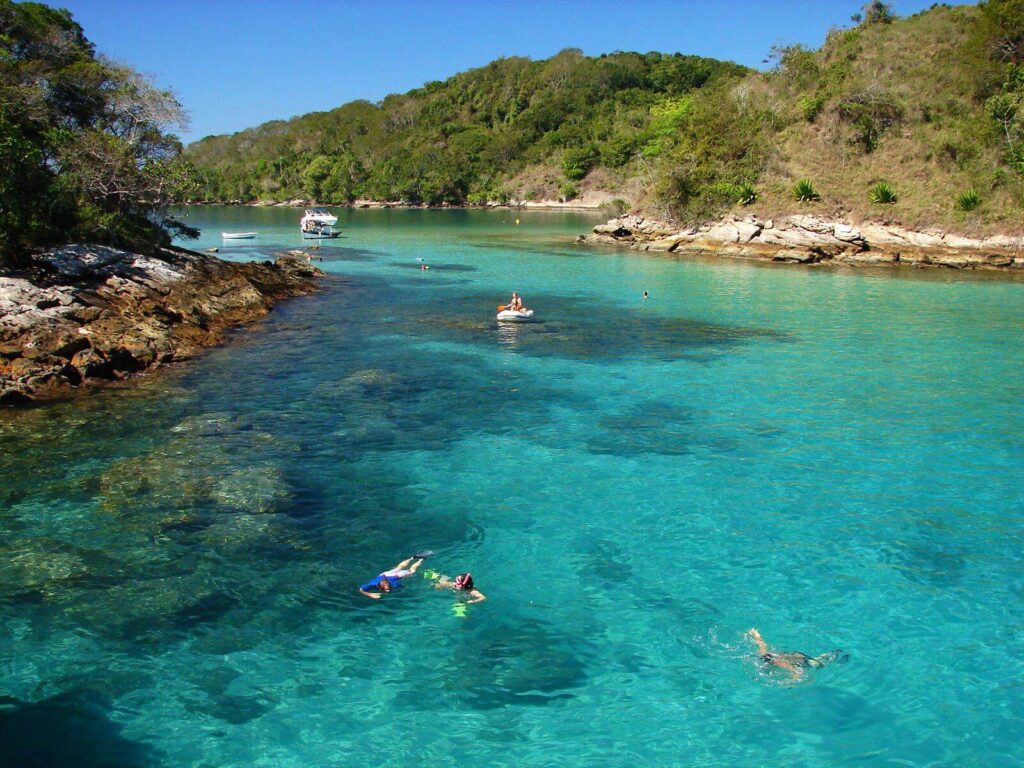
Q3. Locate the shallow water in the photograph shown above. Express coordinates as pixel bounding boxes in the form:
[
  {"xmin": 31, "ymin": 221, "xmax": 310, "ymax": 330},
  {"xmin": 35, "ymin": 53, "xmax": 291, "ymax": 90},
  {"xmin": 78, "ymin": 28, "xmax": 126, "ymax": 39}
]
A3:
[{"xmin": 2, "ymin": 206, "xmax": 1022, "ymax": 767}]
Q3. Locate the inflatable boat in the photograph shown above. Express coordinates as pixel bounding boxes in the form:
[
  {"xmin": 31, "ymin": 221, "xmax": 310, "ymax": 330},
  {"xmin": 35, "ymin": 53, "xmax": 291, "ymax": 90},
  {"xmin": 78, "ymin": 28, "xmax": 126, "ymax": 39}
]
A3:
[{"xmin": 496, "ymin": 309, "xmax": 534, "ymax": 322}]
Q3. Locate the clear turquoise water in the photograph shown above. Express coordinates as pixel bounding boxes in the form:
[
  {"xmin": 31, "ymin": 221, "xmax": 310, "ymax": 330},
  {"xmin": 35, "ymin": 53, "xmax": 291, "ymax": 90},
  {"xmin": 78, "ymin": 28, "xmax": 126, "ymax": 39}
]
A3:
[{"xmin": 1, "ymin": 206, "xmax": 1022, "ymax": 767}]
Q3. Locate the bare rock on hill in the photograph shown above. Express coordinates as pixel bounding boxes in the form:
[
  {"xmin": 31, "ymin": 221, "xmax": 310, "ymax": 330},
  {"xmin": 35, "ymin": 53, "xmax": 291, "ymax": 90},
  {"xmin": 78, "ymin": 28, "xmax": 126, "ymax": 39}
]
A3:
[{"xmin": 0, "ymin": 245, "xmax": 322, "ymax": 405}]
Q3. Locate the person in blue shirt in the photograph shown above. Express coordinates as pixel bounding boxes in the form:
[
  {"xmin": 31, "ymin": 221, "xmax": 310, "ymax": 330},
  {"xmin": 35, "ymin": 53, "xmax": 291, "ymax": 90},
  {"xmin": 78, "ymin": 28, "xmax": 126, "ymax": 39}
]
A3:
[{"xmin": 358, "ymin": 555, "xmax": 426, "ymax": 600}]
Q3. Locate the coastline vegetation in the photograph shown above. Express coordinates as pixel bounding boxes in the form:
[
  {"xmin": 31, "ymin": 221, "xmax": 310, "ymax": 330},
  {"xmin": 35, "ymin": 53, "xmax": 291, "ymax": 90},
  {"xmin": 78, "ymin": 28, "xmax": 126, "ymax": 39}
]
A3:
[
  {"xmin": 185, "ymin": 49, "xmax": 746, "ymax": 210},
  {"xmin": 0, "ymin": 0, "xmax": 195, "ymax": 269},
  {"xmin": 187, "ymin": 1, "xmax": 1024, "ymax": 236}
]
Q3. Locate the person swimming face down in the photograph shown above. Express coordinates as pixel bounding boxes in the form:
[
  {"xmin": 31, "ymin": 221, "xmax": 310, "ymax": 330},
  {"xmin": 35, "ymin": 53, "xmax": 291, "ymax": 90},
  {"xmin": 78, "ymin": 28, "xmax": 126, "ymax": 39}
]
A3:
[{"xmin": 454, "ymin": 573, "xmax": 474, "ymax": 590}]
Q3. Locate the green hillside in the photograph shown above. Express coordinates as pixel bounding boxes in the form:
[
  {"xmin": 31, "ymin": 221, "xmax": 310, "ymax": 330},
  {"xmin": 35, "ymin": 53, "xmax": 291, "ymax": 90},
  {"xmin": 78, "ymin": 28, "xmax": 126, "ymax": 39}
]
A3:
[
  {"xmin": 695, "ymin": 0, "xmax": 1024, "ymax": 235},
  {"xmin": 184, "ymin": 50, "xmax": 748, "ymax": 206},
  {"xmin": 187, "ymin": 1, "xmax": 1024, "ymax": 235}
]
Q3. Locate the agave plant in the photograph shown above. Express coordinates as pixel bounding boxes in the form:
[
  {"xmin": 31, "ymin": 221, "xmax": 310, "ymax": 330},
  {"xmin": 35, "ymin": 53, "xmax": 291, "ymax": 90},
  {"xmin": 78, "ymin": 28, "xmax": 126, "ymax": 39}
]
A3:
[
  {"xmin": 868, "ymin": 181, "xmax": 897, "ymax": 204},
  {"xmin": 956, "ymin": 189, "xmax": 981, "ymax": 212},
  {"xmin": 735, "ymin": 182, "xmax": 757, "ymax": 205},
  {"xmin": 792, "ymin": 179, "xmax": 820, "ymax": 202}
]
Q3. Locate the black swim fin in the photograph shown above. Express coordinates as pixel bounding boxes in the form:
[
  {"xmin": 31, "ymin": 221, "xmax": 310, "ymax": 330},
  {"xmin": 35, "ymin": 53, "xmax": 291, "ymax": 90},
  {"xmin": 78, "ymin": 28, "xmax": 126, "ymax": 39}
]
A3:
[{"xmin": 413, "ymin": 550, "xmax": 435, "ymax": 559}]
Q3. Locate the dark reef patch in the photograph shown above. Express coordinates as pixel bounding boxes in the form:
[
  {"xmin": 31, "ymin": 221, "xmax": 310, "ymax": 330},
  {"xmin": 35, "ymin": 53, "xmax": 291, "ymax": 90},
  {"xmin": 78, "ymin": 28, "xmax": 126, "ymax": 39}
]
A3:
[
  {"xmin": 0, "ymin": 692, "xmax": 160, "ymax": 768},
  {"xmin": 396, "ymin": 290, "xmax": 784, "ymax": 363},
  {"xmin": 586, "ymin": 399, "xmax": 695, "ymax": 456}
]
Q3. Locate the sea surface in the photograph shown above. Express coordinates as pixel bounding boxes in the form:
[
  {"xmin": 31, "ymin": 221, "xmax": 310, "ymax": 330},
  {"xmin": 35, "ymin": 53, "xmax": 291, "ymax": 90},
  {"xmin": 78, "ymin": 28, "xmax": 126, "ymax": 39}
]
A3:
[{"xmin": 1, "ymin": 206, "xmax": 1022, "ymax": 767}]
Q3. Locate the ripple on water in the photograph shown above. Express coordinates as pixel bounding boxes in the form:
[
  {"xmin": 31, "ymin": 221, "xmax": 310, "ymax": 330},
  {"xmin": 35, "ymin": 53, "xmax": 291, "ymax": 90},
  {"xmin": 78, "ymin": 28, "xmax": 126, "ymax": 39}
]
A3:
[{"xmin": 398, "ymin": 618, "xmax": 589, "ymax": 712}]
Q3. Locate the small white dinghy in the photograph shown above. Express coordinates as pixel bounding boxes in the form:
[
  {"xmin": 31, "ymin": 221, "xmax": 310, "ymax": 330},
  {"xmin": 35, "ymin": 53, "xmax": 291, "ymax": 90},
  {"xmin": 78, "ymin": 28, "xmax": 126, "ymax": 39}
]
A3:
[
  {"xmin": 496, "ymin": 309, "xmax": 534, "ymax": 322},
  {"xmin": 222, "ymin": 232, "xmax": 257, "ymax": 240}
]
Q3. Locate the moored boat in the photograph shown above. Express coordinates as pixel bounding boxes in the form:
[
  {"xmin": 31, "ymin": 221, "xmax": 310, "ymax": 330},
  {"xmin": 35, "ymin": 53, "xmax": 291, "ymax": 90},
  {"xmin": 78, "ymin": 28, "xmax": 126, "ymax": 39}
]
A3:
[
  {"xmin": 300, "ymin": 208, "xmax": 340, "ymax": 239},
  {"xmin": 222, "ymin": 232, "xmax": 257, "ymax": 239}
]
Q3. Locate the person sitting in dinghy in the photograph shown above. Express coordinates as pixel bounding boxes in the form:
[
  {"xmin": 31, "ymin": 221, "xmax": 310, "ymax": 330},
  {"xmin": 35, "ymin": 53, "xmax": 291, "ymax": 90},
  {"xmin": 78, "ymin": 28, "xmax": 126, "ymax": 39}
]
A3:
[{"xmin": 508, "ymin": 293, "xmax": 528, "ymax": 312}]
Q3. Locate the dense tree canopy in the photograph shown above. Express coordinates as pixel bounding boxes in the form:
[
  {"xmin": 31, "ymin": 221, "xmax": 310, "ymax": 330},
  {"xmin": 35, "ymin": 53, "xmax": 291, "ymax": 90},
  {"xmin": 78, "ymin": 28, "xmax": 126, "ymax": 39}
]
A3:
[
  {"xmin": 185, "ymin": 49, "xmax": 749, "ymax": 207},
  {"xmin": 0, "ymin": 0, "xmax": 195, "ymax": 269}
]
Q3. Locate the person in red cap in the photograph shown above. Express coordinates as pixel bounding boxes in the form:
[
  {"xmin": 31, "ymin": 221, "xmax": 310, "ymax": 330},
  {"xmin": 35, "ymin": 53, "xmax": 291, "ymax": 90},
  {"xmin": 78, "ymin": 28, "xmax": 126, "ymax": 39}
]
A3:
[{"xmin": 435, "ymin": 572, "xmax": 486, "ymax": 605}]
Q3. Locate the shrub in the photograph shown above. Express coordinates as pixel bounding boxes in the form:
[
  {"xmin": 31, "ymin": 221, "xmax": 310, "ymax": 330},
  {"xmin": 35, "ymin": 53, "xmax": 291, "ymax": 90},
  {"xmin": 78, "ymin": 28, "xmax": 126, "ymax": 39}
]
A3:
[
  {"xmin": 735, "ymin": 182, "xmax": 757, "ymax": 205},
  {"xmin": 956, "ymin": 189, "xmax": 981, "ymax": 211},
  {"xmin": 799, "ymin": 93, "xmax": 827, "ymax": 122},
  {"xmin": 793, "ymin": 179, "xmax": 820, "ymax": 202},
  {"xmin": 837, "ymin": 90, "xmax": 903, "ymax": 153},
  {"xmin": 561, "ymin": 145, "xmax": 598, "ymax": 181},
  {"xmin": 868, "ymin": 181, "xmax": 897, "ymax": 204},
  {"xmin": 608, "ymin": 198, "xmax": 629, "ymax": 215},
  {"xmin": 558, "ymin": 180, "xmax": 580, "ymax": 201}
]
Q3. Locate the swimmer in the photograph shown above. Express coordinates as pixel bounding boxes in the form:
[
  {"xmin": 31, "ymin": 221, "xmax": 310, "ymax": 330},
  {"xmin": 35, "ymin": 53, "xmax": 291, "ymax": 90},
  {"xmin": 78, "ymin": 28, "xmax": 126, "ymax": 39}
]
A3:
[
  {"xmin": 643, "ymin": 290, "xmax": 649, "ymax": 301},
  {"xmin": 435, "ymin": 572, "xmax": 487, "ymax": 605},
  {"xmin": 358, "ymin": 555, "xmax": 426, "ymax": 600},
  {"xmin": 746, "ymin": 628, "xmax": 845, "ymax": 680}
]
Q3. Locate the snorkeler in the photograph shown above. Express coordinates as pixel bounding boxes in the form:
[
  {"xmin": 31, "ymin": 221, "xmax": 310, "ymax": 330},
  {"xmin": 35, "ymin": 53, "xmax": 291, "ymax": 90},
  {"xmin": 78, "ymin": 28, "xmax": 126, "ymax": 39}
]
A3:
[
  {"xmin": 434, "ymin": 572, "xmax": 487, "ymax": 605},
  {"xmin": 358, "ymin": 555, "xmax": 428, "ymax": 600},
  {"xmin": 746, "ymin": 628, "xmax": 845, "ymax": 680}
]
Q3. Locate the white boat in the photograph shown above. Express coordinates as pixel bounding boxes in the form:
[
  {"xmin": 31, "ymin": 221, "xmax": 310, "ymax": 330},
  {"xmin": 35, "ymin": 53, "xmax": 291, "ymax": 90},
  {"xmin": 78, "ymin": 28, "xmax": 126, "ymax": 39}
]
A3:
[
  {"xmin": 496, "ymin": 309, "xmax": 534, "ymax": 322},
  {"xmin": 302, "ymin": 207, "xmax": 338, "ymax": 226},
  {"xmin": 300, "ymin": 208, "xmax": 340, "ymax": 239},
  {"xmin": 222, "ymin": 231, "xmax": 257, "ymax": 240},
  {"xmin": 301, "ymin": 222, "xmax": 341, "ymax": 239}
]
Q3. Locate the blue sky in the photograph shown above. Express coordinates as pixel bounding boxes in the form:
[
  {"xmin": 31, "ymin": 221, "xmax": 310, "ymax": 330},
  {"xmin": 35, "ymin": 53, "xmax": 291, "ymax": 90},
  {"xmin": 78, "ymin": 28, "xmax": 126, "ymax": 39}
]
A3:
[{"xmin": 56, "ymin": 0, "xmax": 963, "ymax": 144}]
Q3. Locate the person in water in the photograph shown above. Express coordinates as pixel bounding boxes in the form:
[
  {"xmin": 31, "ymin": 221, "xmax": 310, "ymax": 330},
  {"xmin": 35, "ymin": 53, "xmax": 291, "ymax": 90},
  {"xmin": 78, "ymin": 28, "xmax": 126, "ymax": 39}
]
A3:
[
  {"xmin": 358, "ymin": 555, "xmax": 426, "ymax": 600},
  {"xmin": 746, "ymin": 628, "xmax": 845, "ymax": 680},
  {"xmin": 435, "ymin": 572, "xmax": 487, "ymax": 604}
]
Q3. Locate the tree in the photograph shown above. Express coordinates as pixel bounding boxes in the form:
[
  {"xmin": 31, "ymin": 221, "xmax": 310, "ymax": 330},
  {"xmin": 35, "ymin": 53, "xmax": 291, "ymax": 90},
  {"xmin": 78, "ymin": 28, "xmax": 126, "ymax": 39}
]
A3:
[
  {"xmin": 860, "ymin": 1, "xmax": 895, "ymax": 25},
  {"xmin": 0, "ymin": 0, "xmax": 194, "ymax": 269}
]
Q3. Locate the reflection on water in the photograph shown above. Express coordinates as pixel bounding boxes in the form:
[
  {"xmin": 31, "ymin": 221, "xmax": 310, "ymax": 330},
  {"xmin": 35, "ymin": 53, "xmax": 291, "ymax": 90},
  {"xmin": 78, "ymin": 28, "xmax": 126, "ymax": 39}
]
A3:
[{"xmin": 496, "ymin": 319, "xmax": 525, "ymax": 351}]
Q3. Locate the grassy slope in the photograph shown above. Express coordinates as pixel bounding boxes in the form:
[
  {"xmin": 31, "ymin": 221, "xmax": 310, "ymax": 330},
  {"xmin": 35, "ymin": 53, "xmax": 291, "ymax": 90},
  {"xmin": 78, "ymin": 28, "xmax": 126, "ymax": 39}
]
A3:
[{"xmin": 735, "ymin": 4, "xmax": 1020, "ymax": 235}]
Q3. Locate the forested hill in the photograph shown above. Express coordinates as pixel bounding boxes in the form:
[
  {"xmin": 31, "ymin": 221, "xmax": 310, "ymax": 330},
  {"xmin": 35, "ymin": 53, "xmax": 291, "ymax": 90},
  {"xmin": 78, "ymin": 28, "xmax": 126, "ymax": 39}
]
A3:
[
  {"xmin": 189, "ymin": 1, "xmax": 1024, "ymax": 235},
  {"xmin": 184, "ymin": 50, "xmax": 748, "ymax": 206}
]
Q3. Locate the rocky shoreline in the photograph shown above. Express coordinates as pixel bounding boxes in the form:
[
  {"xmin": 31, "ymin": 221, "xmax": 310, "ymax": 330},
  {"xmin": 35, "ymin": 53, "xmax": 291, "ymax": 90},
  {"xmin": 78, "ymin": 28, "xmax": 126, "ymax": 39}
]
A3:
[
  {"xmin": 580, "ymin": 214, "xmax": 1024, "ymax": 271},
  {"xmin": 0, "ymin": 245, "xmax": 322, "ymax": 405}
]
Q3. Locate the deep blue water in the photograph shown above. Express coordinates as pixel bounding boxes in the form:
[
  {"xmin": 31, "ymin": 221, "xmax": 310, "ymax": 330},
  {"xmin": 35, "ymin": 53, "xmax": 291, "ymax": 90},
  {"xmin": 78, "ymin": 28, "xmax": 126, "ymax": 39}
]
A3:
[{"xmin": 1, "ymin": 206, "xmax": 1022, "ymax": 767}]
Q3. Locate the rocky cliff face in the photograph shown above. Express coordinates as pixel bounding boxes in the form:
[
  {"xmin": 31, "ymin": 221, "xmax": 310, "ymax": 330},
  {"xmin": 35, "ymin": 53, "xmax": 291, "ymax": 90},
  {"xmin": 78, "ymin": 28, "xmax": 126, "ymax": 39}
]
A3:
[
  {"xmin": 581, "ymin": 214, "xmax": 1024, "ymax": 270},
  {"xmin": 0, "ymin": 245, "xmax": 322, "ymax": 405}
]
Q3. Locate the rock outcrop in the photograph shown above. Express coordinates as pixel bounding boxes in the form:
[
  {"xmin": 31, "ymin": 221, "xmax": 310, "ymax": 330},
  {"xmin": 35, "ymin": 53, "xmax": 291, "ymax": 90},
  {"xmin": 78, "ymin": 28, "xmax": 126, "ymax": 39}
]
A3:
[
  {"xmin": 0, "ymin": 245, "xmax": 322, "ymax": 405},
  {"xmin": 582, "ymin": 214, "xmax": 1024, "ymax": 270}
]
